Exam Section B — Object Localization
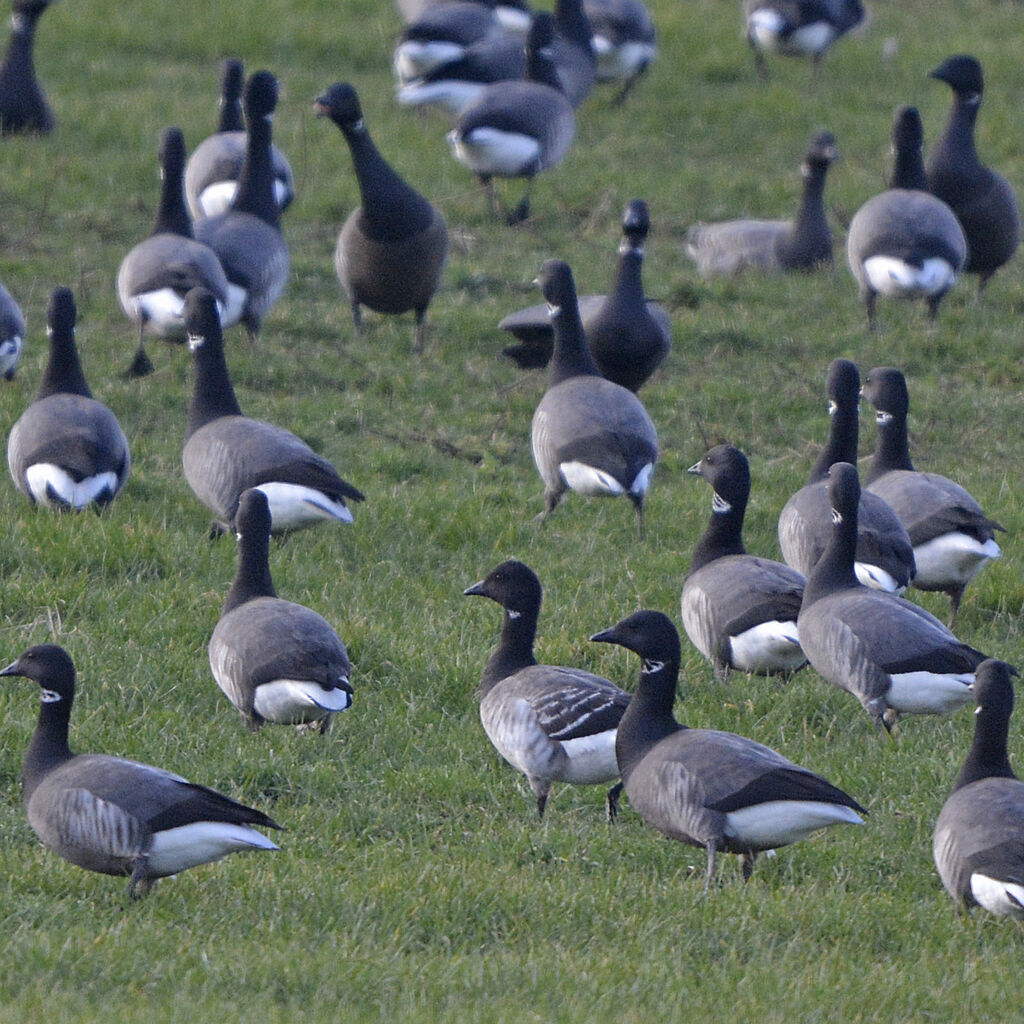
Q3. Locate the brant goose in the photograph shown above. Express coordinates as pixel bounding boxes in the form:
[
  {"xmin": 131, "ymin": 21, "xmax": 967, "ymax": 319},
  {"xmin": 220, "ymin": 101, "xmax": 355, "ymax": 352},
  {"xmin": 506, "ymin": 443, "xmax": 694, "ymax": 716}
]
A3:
[
  {"xmin": 181, "ymin": 287, "xmax": 364, "ymax": 535},
  {"xmin": 499, "ymin": 198, "xmax": 671, "ymax": 389},
  {"xmin": 315, "ymin": 82, "xmax": 449, "ymax": 353},
  {"xmin": 447, "ymin": 12, "xmax": 575, "ymax": 223},
  {"xmin": 185, "ymin": 59, "xmax": 295, "ymax": 222},
  {"xmin": 684, "ymin": 131, "xmax": 836, "ymax": 276},
  {"xmin": 0, "ymin": 0, "xmax": 55, "ymax": 134},
  {"xmin": 778, "ymin": 358, "xmax": 915, "ymax": 594},
  {"xmin": 550, "ymin": 0, "xmax": 597, "ymax": 108},
  {"xmin": 7, "ymin": 288, "xmax": 130, "ymax": 508},
  {"xmin": 934, "ymin": 659, "xmax": 1024, "ymax": 919},
  {"xmin": 0, "ymin": 644, "xmax": 281, "ymax": 898},
  {"xmin": 0, "ymin": 281, "xmax": 25, "ymax": 380},
  {"xmin": 682, "ymin": 445, "xmax": 806, "ymax": 681},
  {"xmin": 117, "ymin": 127, "xmax": 237, "ymax": 378},
  {"xmin": 862, "ymin": 366, "xmax": 1003, "ymax": 623},
  {"xmin": 194, "ymin": 70, "xmax": 289, "ymax": 341},
  {"xmin": 591, "ymin": 610, "xmax": 863, "ymax": 888},
  {"xmin": 585, "ymin": 0, "xmax": 656, "ymax": 103},
  {"xmin": 464, "ymin": 559, "xmax": 629, "ymax": 819},
  {"xmin": 797, "ymin": 463, "xmax": 986, "ymax": 731},
  {"xmin": 209, "ymin": 489, "xmax": 354, "ymax": 733},
  {"xmin": 530, "ymin": 259, "xmax": 658, "ymax": 536},
  {"xmin": 926, "ymin": 55, "xmax": 1020, "ymax": 291}
]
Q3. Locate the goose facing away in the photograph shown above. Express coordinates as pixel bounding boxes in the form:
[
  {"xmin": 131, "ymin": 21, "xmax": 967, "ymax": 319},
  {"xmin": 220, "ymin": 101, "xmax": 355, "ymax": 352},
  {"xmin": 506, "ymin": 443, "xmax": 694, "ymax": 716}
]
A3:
[
  {"xmin": 934, "ymin": 659, "xmax": 1024, "ymax": 919},
  {"xmin": 797, "ymin": 463, "xmax": 986, "ymax": 731},
  {"xmin": 0, "ymin": 281, "xmax": 25, "ymax": 379},
  {"xmin": 585, "ymin": 0, "xmax": 656, "ymax": 103},
  {"xmin": 209, "ymin": 489, "xmax": 354, "ymax": 733},
  {"xmin": 0, "ymin": 645, "xmax": 282, "ymax": 897},
  {"xmin": 591, "ymin": 610, "xmax": 864, "ymax": 888},
  {"xmin": 682, "ymin": 445, "xmax": 806, "ymax": 681},
  {"xmin": 7, "ymin": 288, "xmax": 131, "ymax": 509},
  {"xmin": 862, "ymin": 366, "xmax": 1003, "ymax": 623},
  {"xmin": 0, "ymin": 0, "xmax": 55, "ymax": 135},
  {"xmin": 315, "ymin": 81, "xmax": 449, "ymax": 353},
  {"xmin": 181, "ymin": 287, "xmax": 364, "ymax": 535},
  {"xmin": 499, "ymin": 198, "xmax": 671, "ymax": 390},
  {"xmin": 685, "ymin": 131, "xmax": 836, "ymax": 276},
  {"xmin": 464, "ymin": 559, "xmax": 630, "ymax": 820},
  {"xmin": 926, "ymin": 55, "xmax": 1020, "ymax": 291},
  {"xmin": 530, "ymin": 259, "xmax": 658, "ymax": 536}
]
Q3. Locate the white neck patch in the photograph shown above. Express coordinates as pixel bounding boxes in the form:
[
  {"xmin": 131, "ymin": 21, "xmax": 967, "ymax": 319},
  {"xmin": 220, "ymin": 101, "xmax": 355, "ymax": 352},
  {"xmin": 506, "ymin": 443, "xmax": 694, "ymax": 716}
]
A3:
[
  {"xmin": 831, "ymin": 509, "xmax": 843, "ymax": 525},
  {"xmin": 642, "ymin": 658, "xmax": 665, "ymax": 675},
  {"xmin": 40, "ymin": 689, "xmax": 61, "ymax": 704},
  {"xmin": 875, "ymin": 410, "xmax": 893, "ymax": 424},
  {"xmin": 187, "ymin": 332, "xmax": 206, "ymax": 351},
  {"xmin": 712, "ymin": 493, "xmax": 731, "ymax": 514},
  {"xmin": 507, "ymin": 609, "xmax": 521, "ymax": 620}
]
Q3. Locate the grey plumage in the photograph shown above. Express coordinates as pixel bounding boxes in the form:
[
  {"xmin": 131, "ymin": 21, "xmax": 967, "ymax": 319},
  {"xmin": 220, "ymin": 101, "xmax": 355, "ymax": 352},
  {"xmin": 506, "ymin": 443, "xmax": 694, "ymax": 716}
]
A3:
[
  {"xmin": 585, "ymin": 0, "xmax": 656, "ymax": 102},
  {"xmin": 743, "ymin": 0, "xmax": 865, "ymax": 78},
  {"xmin": 0, "ymin": 0, "xmax": 55, "ymax": 135},
  {"xmin": 0, "ymin": 281, "xmax": 25, "ymax": 380}
]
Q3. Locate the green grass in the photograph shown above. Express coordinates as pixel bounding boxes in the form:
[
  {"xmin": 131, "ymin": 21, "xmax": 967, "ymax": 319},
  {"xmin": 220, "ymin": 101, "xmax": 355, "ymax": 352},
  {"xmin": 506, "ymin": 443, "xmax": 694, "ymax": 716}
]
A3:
[{"xmin": 2, "ymin": 0, "xmax": 1024, "ymax": 1020}]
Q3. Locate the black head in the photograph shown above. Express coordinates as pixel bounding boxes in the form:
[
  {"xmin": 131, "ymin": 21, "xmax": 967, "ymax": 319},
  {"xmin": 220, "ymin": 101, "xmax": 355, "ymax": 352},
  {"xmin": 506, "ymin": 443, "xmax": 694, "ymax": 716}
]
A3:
[
  {"xmin": 314, "ymin": 82, "xmax": 362, "ymax": 128},
  {"xmin": 464, "ymin": 559, "xmax": 542, "ymax": 613},
  {"xmin": 861, "ymin": 367, "xmax": 909, "ymax": 420},
  {"xmin": 537, "ymin": 259, "xmax": 577, "ymax": 310},
  {"xmin": 183, "ymin": 286, "xmax": 222, "ymax": 350},
  {"xmin": 825, "ymin": 461, "xmax": 860, "ymax": 520},
  {"xmin": 0, "ymin": 644, "xmax": 77, "ymax": 702},
  {"xmin": 158, "ymin": 126, "xmax": 187, "ymax": 179},
  {"xmin": 826, "ymin": 357, "xmax": 860, "ymax": 411},
  {"xmin": 972, "ymin": 659, "xmax": 1017, "ymax": 721},
  {"xmin": 687, "ymin": 444, "xmax": 750, "ymax": 510},
  {"xmin": 891, "ymin": 105, "xmax": 923, "ymax": 154},
  {"xmin": 12, "ymin": 0, "xmax": 51, "ymax": 17},
  {"xmin": 526, "ymin": 10, "xmax": 557, "ymax": 53},
  {"xmin": 220, "ymin": 59, "xmax": 245, "ymax": 102},
  {"xmin": 930, "ymin": 54, "xmax": 983, "ymax": 97},
  {"xmin": 235, "ymin": 487, "xmax": 273, "ymax": 540},
  {"xmin": 803, "ymin": 131, "xmax": 837, "ymax": 174},
  {"xmin": 244, "ymin": 70, "xmax": 279, "ymax": 123},
  {"xmin": 47, "ymin": 287, "xmax": 76, "ymax": 335},
  {"xmin": 591, "ymin": 609, "xmax": 681, "ymax": 664}
]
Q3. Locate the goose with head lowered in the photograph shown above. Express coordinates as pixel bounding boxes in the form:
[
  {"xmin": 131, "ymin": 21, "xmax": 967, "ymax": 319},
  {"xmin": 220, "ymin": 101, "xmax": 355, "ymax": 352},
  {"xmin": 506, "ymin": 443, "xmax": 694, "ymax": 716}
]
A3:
[
  {"xmin": 185, "ymin": 58, "xmax": 295, "ymax": 223},
  {"xmin": 591, "ymin": 610, "xmax": 864, "ymax": 888},
  {"xmin": 934, "ymin": 659, "xmax": 1024, "ymax": 919},
  {"xmin": 315, "ymin": 81, "xmax": 448, "ymax": 354},
  {"xmin": 530, "ymin": 259, "xmax": 658, "ymax": 537},
  {"xmin": 0, "ymin": 0, "xmax": 56, "ymax": 135},
  {"xmin": 194, "ymin": 70, "xmax": 289, "ymax": 341},
  {"xmin": 585, "ymin": 0, "xmax": 656, "ymax": 104},
  {"xmin": 862, "ymin": 366, "xmax": 1003, "ymax": 624},
  {"xmin": 181, "ymin": 287, "xmax": 364, "ymax": 535},
  {"xmin": 797, "ymin": 463, "xmax": 988, "ymax": 732},
  {"xmin": 499, "ymin": 198, "xmax": 671, "ymax": 390},
  {"xmin": 0, "ymin": 281, "xmax": 25, "ymax": 380},
  {"xmin": 682, "ymin": 444, "xmax": 806, "ymax": 682},
  {"xmin": 209, "ymin": 489, "xmax": 353, "ymax": 734},
  {"xmin": 7, "ymin": 287, "xmax": 130, "ymax": 509},
  {"xmin": 778, "ymin": 357, "xmax": 915, "ymax": 594},
  {"xmin": 464, "ymin": 559, "xmax": 630, "ymax": 820},
  {"xmin": 684, "ymin": 131, "xmax": 836, "ymax": 277},
  {"xmin": 117, "ymin": 126, "xmax": 237, "ymax": 379},
  {"xmin": 926, "ymin": 55, "xmax": 1020, "ymax": 292},
  {"xmin": 0, "ymin": 644, "xmax": 282, "ymax": 898}
]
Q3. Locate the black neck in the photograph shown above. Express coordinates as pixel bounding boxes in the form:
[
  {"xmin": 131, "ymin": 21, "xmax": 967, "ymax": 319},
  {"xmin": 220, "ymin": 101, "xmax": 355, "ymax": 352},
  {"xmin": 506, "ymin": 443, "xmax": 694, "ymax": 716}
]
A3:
[
  {"xmin": 952, "ymin": 709, "xmax": 1016, "ymax": 791},
  {"xmin": 890, "ymin": 147, "xmax": 928, "ymax": 192},
  {"xmin": 801, "ymin": 504, "xmax": 860, "ymax": 605},
  {"xmin": 615, "ymin": 658, "xmax": 682, "ymax": 780},
  {"xmin": 153, "ymin": 161, "xmax": 193, "ymax": 239},
  {"xmin": 479, "ymin": 604, "xmax": 539, "ymax": 696},
  {"xmin": 23, "ymin": 696, "xmax": 73, "ymax": 802},
  {"xmin": 934, "ymin": 97, "xmax": 982, "ymax": 175},
  {"xmin": 186, "ymin": 335, "xmax": 243, "ymax": 437},
  {"xmin": 807, "ymin": 404, "xmax": 858, "ymax": 483},
  {"xmin": 223, "ymin": 524, "xmax": 277, "ymax": 613},
  {"xmin": 232, "ymin": 111, "xmax": 280, "ymax": 228},
  {"xmin": 549, "ymin": 302, "xmax": 602, "ymax": 385},
  {"xmin": 690, "ymin": 494, "xmax": 747, "ymax": 571},
  {"xmin": 38, "ymin": 327, "xmax": 91, "ymax": 400},
  {"xmin": 866, "ymin": 412, "xmax": 913, "ymax": 482}
]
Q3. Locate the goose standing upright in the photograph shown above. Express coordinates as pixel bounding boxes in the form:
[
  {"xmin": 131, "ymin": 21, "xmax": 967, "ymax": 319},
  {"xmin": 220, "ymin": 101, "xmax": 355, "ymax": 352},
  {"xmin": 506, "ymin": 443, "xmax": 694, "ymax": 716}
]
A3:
[
  {"xmin": 591, "ymin": 610, "xmax": 863, "ymax": 888},
  {"xmin": 926, "ymin": 55, "xmax": 1020, "ymax": 291},
  {"xmin": 315, "ymin": 82, "xmax": 449, "ymax": 353},
  {"xmin": 0, "ymin": 645, "xmax": 281, "ymax": 898},
  {"xmin": 0, "ymin": 0, "xmax": 55, "ymax": 134},
  {"xmin": 181, "ymin": 288, "xmax": 364, "ymax": 535},
  {"xmin": 777, "ymin": 358, "xmax": 915, "ymax": 593},
  {"xmin": 862, "ymin": 366, "xmax": 1003, "ymax": 623},
  {"xmin": 0, "ymin": 281, "xmax": 25, "ymax": 380},
  {"xmin": 684, "ymin": 131, "xmax": 836, "ymax": 276},
  {"xmin": 7, "ymin": 288, "xmax": 130, "ymax": 509},
  {"xmin": 797, "ymin": 463, "xmax": 987, "ymax": 731},
  {"xmin": 209, "ymin": 489, "xmax": 354, "ymax": 733},
  {"xmin": 934, "ymin": 659, "xmax": 1024, "ymax": 919},
  {"xmin": 530, "ymin": 259, "xmax": 658, "ymax": 536},
  {"xmin": 194, "ymin": 70, "xmax": 289, "ymax": 340},
  {"xmin": 464, "ymin": 559, "xmax": 630, "ymax": 819},
  {"xmin": 682, "ymin": 445, "xmax": 806, "ymax": 681}
]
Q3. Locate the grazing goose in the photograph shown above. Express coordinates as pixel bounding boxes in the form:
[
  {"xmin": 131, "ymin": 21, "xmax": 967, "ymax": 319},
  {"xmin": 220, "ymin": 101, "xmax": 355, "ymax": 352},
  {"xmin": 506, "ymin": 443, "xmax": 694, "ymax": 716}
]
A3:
[
  {"xmin": 926, "ymin": 55, "xmax": 1020, "ymax": 291},
  {"xmin": 585, "ymin": 0, "xmax": 656, "ymax": 103},
  {"xmin": 395, "ymin": 0, "xmax": 532, "ymax": 35},
  {"xmin": 184, "ymin": 59, "xmax": 295, "ymax": 222},
  {"xmin": 117, "ymin": 127, "xmax": 237, "ymax": 379},
  {"xmin": 550, "ymin": 0, "xmax": 597, "ymax": 108},
  {"xmin": 530, "ymin": 259, "xmax": 658, "ymax": 536},
  {"xmin": 0, "ymin": 0, "xmax": 55, "ymax": 135},
  {"xmin": 194, "ymin": 70, "xmax": 289, "ymax": 341},
  {"xmin": 315, "ymin": 82, "xmax": 449, "ymax": 353},
  {"xmin": 862, "ymin": 366, "xmax": 1003, "ymax": 623},
  {"xmin": 464, "ymin": 559, "xmax": 630, "ymax": 820},
  {"xmin": 0, "ymin": 645, "xmax": 281, "ymax": 898},
  {"xmin": 499, "ymin": 198, "xmax": 671, "ymax": 389},
  {"xmin": 591, "ymin": 610, "xmax": 864, "ymax": 888},
  {"xmin": 0, "ymin": 281, "xmax": 25, "ymax": 380},
  {"xmin": 684, "ymin": 131, "xmax": 836, "ymax": 277},
  {"xmin": 742, "ymin": 0, "xmax": 866, "ymax": 79},
  {"xmin": 797, "ymin": 463, "xmax": 986, "ymax": 731},
  {"xmin": 209, "ymin": 489, "xmax": 354, "ymax": 733},
  {"xmin": 682, "ymin": 445, "xmax": 806, "ymax": 682},
  {"xmin": 934, "ymin": 659, "xmax": 1024, "ymax": 919},
  {"xmin": 778, "ymin": 358, "xmax": 915, "ymax": 594},
  {"xmin": 846, "ymin": 106, "xmax": 967, "ymax": 328},
  {"xmin": 447, "ymin": 11, "xmax": 575, "ymax": 224},
  {"xmin": 181, "ymin": 287, "xmax": 364, "ymax": 535},
  {"xmin": 7, "ymin": 288, "xmax": 130, "ymax": 509}
]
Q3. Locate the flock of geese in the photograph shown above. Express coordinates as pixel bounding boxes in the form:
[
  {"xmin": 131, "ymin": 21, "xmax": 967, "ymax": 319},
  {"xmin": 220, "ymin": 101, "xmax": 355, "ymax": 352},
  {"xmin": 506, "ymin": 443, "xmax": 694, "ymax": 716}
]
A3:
[{"xmin": 0, "ymin": 0, "xmax": 1023, "ymax": 920}]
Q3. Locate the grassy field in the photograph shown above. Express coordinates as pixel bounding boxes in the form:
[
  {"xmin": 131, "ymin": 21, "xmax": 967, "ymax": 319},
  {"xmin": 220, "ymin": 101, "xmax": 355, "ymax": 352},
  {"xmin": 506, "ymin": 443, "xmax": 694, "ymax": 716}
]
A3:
[{"xmin": 1, "ymin": 0, "xmax": 1024, "ymax": 1020}]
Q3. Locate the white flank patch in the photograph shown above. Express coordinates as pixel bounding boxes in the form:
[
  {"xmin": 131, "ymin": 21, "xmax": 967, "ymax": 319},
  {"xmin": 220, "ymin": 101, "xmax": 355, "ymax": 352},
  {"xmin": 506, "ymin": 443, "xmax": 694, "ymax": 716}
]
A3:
[
  {"xmin": 862, "ymin": 256, "xmax": 957, "ymax": 298},
  {"xmin": 393, "ymin": 40, "xmax": 466, "ymax": 83},
  {"xmin": 132, "ymin": 287, "xmax": 187, "ymax": 337},
  {"xmin": 728, "ymin": 621, "xmax": 805, "ymax": 674},
  {"xmin": 493, "ymin": 5, "xmax": 531, "ymax": 37},
  {"xmin": 911, "ymin": 533, "xmax": 1001, "ymax": 589},
  {"xmin": 725, "ymin": 800, "xmax": 862, "ymax": 848},
  {"xmin": 253, "ymin": 678, "xmax": 353, "ymax": 724},
  {"xmin": 630, "ymin": 463, "xmax": 654, "ymax": 497},
  {"xmin": 557, "ymin": 730, "xmax": 619, "ymax": 785},
  {"xmin": 25, "ymin": 464, "xmax": 119, "ymax": 509},
  {"xmin": 559, "ymin": 461, "xmax": 626, "ymax": 497},
  {"xmin": 886, "ymin": 670, "xmax": 974, "ymax": 715},
  {"xmin": 970, "ymin": 874, "xmax": 1024, "ymax": 919},
  {"xmin": 0, "ymin": 334, "xmax": 23, "ymax": 376},
  {"xmin": 146, "ymin": 821, "xmax": 279, "ymax": 877},
  {"xmin": 197, "ymin": 180, "xmax": 290, "ymax": 221},
  {"xmin": 254, "ymin": 482, "xmax": 354, "ymax": 531},
  {"xmin": 447, "ymin": 127, "xmax": 540, "ymax": 177},
  {"xmin": 593, "ymin": 39, "xmax": 656, "ymax": 81},
  {"xmin": 397, "ymin": 80, "xmax": 484, "ymax": 116},
  {"xmin": 854, "ymin": 561, "xmax": 904, "ymax": 594}
]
